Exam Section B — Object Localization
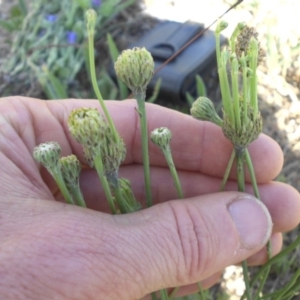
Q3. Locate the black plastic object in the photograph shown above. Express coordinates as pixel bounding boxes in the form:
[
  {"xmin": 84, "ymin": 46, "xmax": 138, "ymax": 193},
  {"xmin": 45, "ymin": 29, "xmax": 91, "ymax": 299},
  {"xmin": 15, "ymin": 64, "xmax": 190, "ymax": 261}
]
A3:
[{"xmin": 128, "ymin": 20, "xmax": 225, "ymax": 103}]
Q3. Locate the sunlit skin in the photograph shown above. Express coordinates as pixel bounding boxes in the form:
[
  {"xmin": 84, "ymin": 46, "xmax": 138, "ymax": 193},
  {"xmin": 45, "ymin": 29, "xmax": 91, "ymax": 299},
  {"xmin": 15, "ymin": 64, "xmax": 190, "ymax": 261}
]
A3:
[{"xmin": 0, "ymin": 96, "xmax": 299, "ymax": 299}]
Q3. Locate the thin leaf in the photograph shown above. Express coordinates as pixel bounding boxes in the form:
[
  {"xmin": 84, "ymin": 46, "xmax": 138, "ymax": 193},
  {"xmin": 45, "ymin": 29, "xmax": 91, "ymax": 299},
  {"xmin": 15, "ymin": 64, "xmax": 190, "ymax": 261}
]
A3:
[
  {"xmin": 195, "ymin": 75, "xmax": 207, "ymax": 97},
  {"xmin": 147, "ymin": 78, "xmax": 162, "ymax": 103}
]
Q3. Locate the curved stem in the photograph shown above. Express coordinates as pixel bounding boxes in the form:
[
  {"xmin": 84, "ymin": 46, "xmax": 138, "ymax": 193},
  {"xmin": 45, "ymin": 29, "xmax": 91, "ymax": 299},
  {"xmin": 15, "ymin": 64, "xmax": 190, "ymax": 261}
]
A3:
[
  {"xmin": 112, "ymin": 183, "xmax": 126, "ymax": 214},
  {"xmin": 93, "ymin": 153, "xmax": 117, "ymax": 214},
  {"xmin": 135, "ymin": 92, "xmax": 152, "ymax": 207},
  {"xmin": 52, "ymin": 170, "xmax": 74, "ymax": 205},
  {"xmin": 87, "ymin": 29, "xmax": 119, "ymax": 143},
  {"xmin": 162, "ymin": 146, "xmax": 183, "ymax": 199},
  {"xmin": 68, "ymin": 184, "xmax": 86, "ymax": 207}
]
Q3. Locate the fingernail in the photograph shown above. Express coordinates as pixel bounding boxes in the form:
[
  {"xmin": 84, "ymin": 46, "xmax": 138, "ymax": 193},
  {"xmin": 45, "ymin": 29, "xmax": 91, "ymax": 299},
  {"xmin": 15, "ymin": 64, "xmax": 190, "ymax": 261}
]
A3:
[{"xmin": 228, "ymin": 196, "xmax": 272, "ymax": 249}]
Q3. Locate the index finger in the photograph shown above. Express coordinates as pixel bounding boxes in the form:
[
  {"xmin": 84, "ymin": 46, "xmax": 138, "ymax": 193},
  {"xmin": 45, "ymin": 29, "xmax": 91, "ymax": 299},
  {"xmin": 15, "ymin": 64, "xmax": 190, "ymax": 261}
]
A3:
[
  {"xmin": 11, "ymin": 96, "xmax": 282, "ymax": 183},
  {"xmin": 47, "ymin": 98, "xmax": 283, "ymax": 183}
]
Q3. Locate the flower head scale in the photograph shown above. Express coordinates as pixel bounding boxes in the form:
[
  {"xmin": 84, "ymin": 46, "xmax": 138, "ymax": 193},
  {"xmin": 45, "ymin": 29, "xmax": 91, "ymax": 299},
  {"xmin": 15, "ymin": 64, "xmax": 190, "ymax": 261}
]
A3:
[
  {"xmin": 33, "ymin": 141, "xmax": 61, "ymax": 172},
  {"xmin": 68, "ymin": 107, "xmax": 108, "ymax": 148},
  {"xmin": 114, "ymin": 47, "xmax": 154, "ymax": 95}
]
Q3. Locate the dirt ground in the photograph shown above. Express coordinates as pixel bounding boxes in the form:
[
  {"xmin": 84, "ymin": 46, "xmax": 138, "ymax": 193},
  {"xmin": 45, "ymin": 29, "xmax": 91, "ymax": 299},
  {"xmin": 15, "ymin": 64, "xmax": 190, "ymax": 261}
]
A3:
[{"xmin": 1, "ymin": 0, "xmax": 300, "ymax": 299}]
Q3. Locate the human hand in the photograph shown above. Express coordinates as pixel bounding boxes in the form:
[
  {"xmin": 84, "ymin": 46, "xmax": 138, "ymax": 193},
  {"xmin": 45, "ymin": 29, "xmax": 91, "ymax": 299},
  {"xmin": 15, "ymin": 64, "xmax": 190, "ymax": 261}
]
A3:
[{"xmin": 0, "ymin": 96, "xmax": 299, "ymax": 299}]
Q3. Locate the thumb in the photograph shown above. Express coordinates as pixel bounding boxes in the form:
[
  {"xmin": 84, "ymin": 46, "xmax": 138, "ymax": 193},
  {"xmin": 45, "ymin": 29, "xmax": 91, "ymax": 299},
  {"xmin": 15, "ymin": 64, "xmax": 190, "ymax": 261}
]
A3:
[
  {"xmin": 106, "ymin": 192, "xmax": 272, "ymax": 299},
  {"xmin": 2, "ymin": 193, "xmax": 272, "ymax": 300}
]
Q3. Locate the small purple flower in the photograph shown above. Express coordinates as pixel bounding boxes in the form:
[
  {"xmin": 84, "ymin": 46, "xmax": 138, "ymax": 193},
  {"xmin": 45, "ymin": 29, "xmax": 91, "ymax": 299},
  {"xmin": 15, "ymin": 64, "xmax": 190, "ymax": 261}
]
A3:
[
  {"xmin": 45, "ymin": 14, "xmax": 57, "ymax": 23},
  {"xmin": 91, "ymin": 0, "xmax": 102, "ymax": 8},
  {"xmin": 66, "ymin": 31, "xmax": 77, "ymax": 44}
]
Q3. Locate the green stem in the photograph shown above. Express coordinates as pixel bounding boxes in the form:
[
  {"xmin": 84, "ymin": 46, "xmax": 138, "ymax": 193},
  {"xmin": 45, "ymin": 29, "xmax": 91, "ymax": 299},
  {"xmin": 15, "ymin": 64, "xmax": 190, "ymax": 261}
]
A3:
[
  {"xmin": 241, "ymin": 55, "xmax": 249, "ymax": 126},
  {"xmin": 159, "ymin": 288, "xmax": 169, "ymax": 300},
  {"xmin": 242, "ymin": 260, "xmax": 252, "ymax": 300},
  {"xmin": 245, "ymin": 149, "xmax": 272, "ymax": 300},
  {"xmin": 197, "ymin": 281, "xmax": 206, "ymax": 300},
  {"xmin": 169, "ymin": 287, "xmax": 179, "ymax": 299},
  {"xmin": 236, "ymin": 150, "xmax": 252, "ymax": 300},
  {"xmin": 260, "ymin": 268, "xmax": 300, "ymax": 299},
  {"xmin": 112, "ymin": 183, "xmax": 127, "ymax": 214},
  {"xmin": 68, "ymin": 184, "xmax": 86, "ymax": 207},
  {"xmin": 231, "ymin": 57, "xmax": 241, "ymax": 129},
  {"xmin": 236, "ymin": 150, "xmax": 245, "ymax": 192},
  {"xmin": 162, "ymin": 146, "xmax": 183, "ymax": 199},
  {"xmin": 87, "ymin": 29, "xmax": 119, "ymax": 143},
  {"xmin": 220, "ymin": 149, "xmax": 236, "ymax": 191},
  {"xmin": 249, "ymin": 234, "xmax": 300, "ymax": 289},
  {"xmin": 151, "ymin": 292, "xmax": 158, "ymax": 300},
  {"xmin": 52, "ymin": 170, "xmax": 74, "ymax": 205},
  {"xmin": 135, "ymin": 92, "xmax": 152, "ymax": 207},
  {"xmin": 93, "ymin": 153, "xmax": 117, "ymax": 214}
]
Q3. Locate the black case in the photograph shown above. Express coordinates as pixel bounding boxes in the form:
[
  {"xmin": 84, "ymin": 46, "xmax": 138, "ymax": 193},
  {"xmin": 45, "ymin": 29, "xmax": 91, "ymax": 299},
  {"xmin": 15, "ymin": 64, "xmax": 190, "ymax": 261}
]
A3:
[{"xmin": 112, "ymin": 21, "xmax": 226, "ymax": 103}]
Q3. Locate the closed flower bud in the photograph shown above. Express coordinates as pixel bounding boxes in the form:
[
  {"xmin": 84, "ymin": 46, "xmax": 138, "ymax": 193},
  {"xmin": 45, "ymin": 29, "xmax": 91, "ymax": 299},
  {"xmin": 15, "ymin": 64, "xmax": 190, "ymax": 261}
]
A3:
[
  {"xmin": 33, "ymin": 141, "xmax": 61, "ymax": 172},
  {"xmin": 101, "ymin": 134, "xmax": 126, "ymax": 175},
  {"xmin": 151, "ymin": 127, "xmax": 172, "ymax": 151},
  {"xmin": 190, "ymin": 97, "xmax": 223, "ymax": 126},
  {"xmin": 114, "ymin": 47, "xmax": 154, "ymax": 94},
  {"xmin": 68, "ymin": 108, "xmax": 108, "ymax": 148},
  {"xmin": 59, "ymin": 155, "xmax": 81, "ymax": 188},
  {"xmin": 85, "ymin": 9, "xmax": 97, "ymax": 35}
]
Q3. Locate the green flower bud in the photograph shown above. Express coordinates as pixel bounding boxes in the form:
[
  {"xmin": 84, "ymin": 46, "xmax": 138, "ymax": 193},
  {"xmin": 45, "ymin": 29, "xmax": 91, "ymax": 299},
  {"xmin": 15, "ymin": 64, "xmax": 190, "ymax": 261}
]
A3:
[
  {"xmin": 216, "ymin": 21, "xmax": 228, "ymax": 34},
  {"xmin": 33, "ymin": 142, "xmax": 61, "ymax": 172},
  {"xmin": 222, "ymin": 107, "xmax": 263, "ymax": 150},
  {"xmin": 68, "ymin": 108, "xmax": 108, "ymax": 148},
  {"xmin": 59, "ymin": 155, "xmax": 81, "ymax": 188},
  {"xmin": 114, "ymin": 47, "xmax": 154, "ymax": 94},
  {"xmin": 151, "ymin": 127, "xmax": 172, "ymax": 151},
  {"xmin": 83, "ymin": 146, "xmax": 95, "ymax": 168},
  {"xmin": 101, "ymin": 134, "xmax": 126, "ymax": 175},
  {"xmin": 85, "ymin": 9, "xmax": 97, "ymax": 35},
  {"xmin": 190, "ymin": 97, "xmax": 223, "ymax": 126}
]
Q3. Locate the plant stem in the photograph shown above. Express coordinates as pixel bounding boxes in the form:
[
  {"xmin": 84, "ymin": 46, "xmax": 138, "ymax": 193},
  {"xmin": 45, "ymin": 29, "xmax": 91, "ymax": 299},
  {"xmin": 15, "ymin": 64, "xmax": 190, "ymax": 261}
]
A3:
[
  {"xmin": 220, "ymin": 149, "xmax": 236, "ymax": 191},
  {"xmin": 68, "ymin": 184, "xmax": 86, "ymax": 207},
  {"xmin": 245, "ymin": 149, "xmax": 272, "ymax": 300},
  {"xmin": 93, "ymin": 153, "xmax": 117, "ymax": 214},
  {"xmin": 236, "ymin": 149, "xmax": 245, "ymax": 192},
  {"xmin": 242, "ymin": 260, "xmax": 252, "ymax": 300},
  {"xmin": 162, "ymin": 146, "xmax": 183, "ymax": 199},
  {"xmin": 135, "ymin": 92, "xmax": 152, "ymax": 207},
  {"xmin": 87, "ymin": 28, "xmax": 119, "ymax": 143},
  {"xmin": 151, "ymin": 292, "xmax": 158, "ymax": 300},
  {"xmin": 168, "ymin": 287, "xmax": 179, "ymax": 299},
  {"xmin": 112, "ymin": 183, "xmax": 127, "ymax": 214},
  {"xmin": 52, "ymin": 170, "xmax": 74, "ymax": 205},
  {"xmin": 197, "ymin": 282, "xmax": 206, "ymax": 300},
  {"xmin": 159, "ymin": 288, "xmax": 169, "ymax": 300},
  {"xmin": 236, "ymin": 150, "xmax": 252, "ymax": 300}
]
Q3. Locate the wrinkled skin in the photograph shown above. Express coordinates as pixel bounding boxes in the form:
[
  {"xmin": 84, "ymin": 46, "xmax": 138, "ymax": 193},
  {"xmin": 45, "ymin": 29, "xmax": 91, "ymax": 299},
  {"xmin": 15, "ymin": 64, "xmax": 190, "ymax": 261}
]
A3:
[{"xmin": 0, "ymin": 96, "xmax": 299, "ymax": 300}]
